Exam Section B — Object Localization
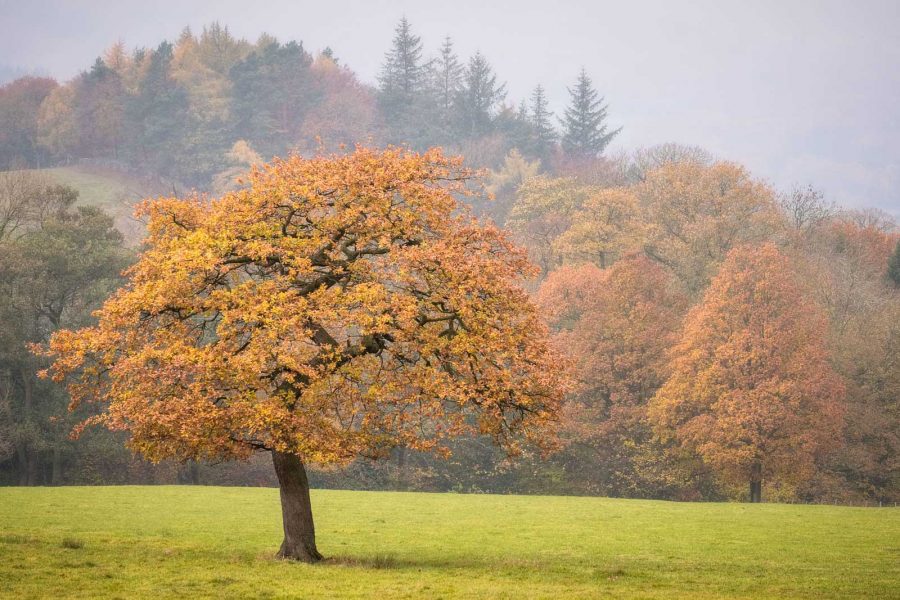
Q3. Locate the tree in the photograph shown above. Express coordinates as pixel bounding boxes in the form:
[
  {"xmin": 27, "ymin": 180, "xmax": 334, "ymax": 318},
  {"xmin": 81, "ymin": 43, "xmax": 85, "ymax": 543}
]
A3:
[
  {"xmin": 432, "ymin": 37, "xmax": 462, "ymax": 121},
  {"xmin": 230, "ymin": 38, "xmax": 316, "ymax": 157},
  {"xmin": 560, "ymin": 69, "xmax": 620, "ymax": 159},
  {"xmin": 508, "ymin": 177, "xmax": 643, "ymax": 273},
  {"xmin": 0, "ymin": 76, "xmax": 58, "ymax": 168},
  {"xmin": 41, "ymin": 147, "xmax": 565, "ymax": 562},
  {"xmin": 529, "ymin": 84, "xmax": 556, "ymax": 159},
  {"xmin": 537, "ymin": 257, "xmax": 696, "ymax": 498},
  {"xmin": 890, "ymin": 240, "xmax": 900, "ymax": 287},
  {"xmin": 454, "ymin": 52, "xmax": 507, "ymax": 139},
  {"xmin": 554, "ymin": 187, "xmax": 643, "ymax": 268},
  {"xmin": 779, "ymin": 185, "xmax": 833, "ymax": 236},
  {"xmin": 484, "ymin": 149, "xmax": 541, "ymax": 225},
  {"xmin": 75, "ymin": 58, "xmax": 126, "ymax": 159},
  {"xmin": 640, "ymin": 161, "xmax": 781, "ymax": 294},
  {"xmin": 124, "ymin": 42, "xmax": 193, "ymax": 177},
  {"xmin": 626, "ymin": 143, "xmax": 712, "ymax": 183},
  {"xmin": 37, "ymin": 85, "xmax": 78, "ymax": 161},
  {"xmin": 298, "ymin": 53, "xmax": 382, "ymax": 153},
  {"xmin": 650, "ymin": 243, "xmax": 845, "ymax": 502},
  {"xmin": 789, "ymin": 215, "xmax": 899, "ymax": 502},
  {"xmin": 377, "ymin": 18, "xmax": 427, "ymax": 137},
  {"xmin": 507, "ymin": 176, "xmax": 589, "ymax": 273},
  {"xmin": 0, "ymin": 173, "xmax": 129, "ymax": 485}
]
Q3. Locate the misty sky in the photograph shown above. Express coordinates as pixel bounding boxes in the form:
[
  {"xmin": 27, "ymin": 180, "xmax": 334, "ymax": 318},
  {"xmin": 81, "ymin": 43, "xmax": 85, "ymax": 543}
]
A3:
[{"xmin": 1, "ymin": 0, "xmax": 898, "ymax": 216}]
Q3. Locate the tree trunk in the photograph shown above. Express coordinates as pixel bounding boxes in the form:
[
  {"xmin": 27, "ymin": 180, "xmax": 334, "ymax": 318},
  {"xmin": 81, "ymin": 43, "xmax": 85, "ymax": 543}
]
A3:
[
  {"xmin": 16, "ymin": 443, "xmax": 28, "ymax": 486},
  {"xmin": 51, "ymin": 447, "xmax": 63, "ymax": 486},
  {"xmin": 271, "ymin": 451, "xmax": 322, "ymax": 563},
  {"xmin": 396, "ymin": 445, "xmax": 407, "ymax": 491},
  {"xmin": 20, "ymin": 367, "xmax": 33, "ymax": 415},
  {"xmin": 749, "ymin": 462, "xmax": 762, "ymax": 503},
  {"xmin": 26, "ymin": 448, "xmax": 38, "ymax": 486}
]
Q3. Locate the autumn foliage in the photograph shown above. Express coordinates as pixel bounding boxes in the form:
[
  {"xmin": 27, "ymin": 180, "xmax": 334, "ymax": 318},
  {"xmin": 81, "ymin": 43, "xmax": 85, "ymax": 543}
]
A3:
[
  {"xmin": 44, "ymin": 146, "xmax": 565, "ymax": 459},
  {"xmin": 649, "ymin": 243, "xmax": 845, "ymax": 500},
  {"xmin": 537, "ymin": 257, "xmax": 693, "ymax": 497},
  {"xmin": 40, "ymin": 146, "xmax": 565, "ymax": 559}
]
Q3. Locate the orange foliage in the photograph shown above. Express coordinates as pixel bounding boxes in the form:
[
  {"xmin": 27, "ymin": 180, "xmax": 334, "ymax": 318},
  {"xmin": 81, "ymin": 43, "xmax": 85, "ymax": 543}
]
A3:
[
  {"xmin": 650, "ymin": 243, "xmax": 845, "ymax": 494},
  {"xmin": 640, "ymin": 161, "xmax": 781, "ymax": 293},
  {"xmin": 537, "ymin": 257, "xmax": 692, "ymax": 496},
  {"xmin": 40, "ymin": 146, "xmax": 565, "ymax": 466}
]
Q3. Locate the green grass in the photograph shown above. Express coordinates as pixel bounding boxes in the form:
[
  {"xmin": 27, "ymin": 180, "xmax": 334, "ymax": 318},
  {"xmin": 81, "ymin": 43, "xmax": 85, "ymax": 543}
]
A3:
[
  {"xmin": 41, "ymin": 166, "xmax": 141, "ymax": 212},
  {"xmin": 0, "ymin": 487, "xmax": 897, "ymax": 599},
  {"xmin": 28, "ymin": 166, "xmax": 156, "ymax": 243}
]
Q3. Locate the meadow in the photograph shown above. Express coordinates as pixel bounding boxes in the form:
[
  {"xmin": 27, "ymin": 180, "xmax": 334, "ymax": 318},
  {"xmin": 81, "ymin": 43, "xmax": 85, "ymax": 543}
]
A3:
[{"xmin": 0, "ymin": 486, "xmax": 897, "ymax": 599}]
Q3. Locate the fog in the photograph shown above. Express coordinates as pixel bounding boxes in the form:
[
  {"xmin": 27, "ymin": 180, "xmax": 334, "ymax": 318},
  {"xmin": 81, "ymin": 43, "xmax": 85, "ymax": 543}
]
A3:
[{"xmin": 1, "ymin": 0, "xmax": 898, "ymax": 214}]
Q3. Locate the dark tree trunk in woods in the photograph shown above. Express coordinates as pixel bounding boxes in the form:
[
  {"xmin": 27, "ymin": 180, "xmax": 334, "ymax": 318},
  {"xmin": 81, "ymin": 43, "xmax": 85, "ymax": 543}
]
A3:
[
  {"xmin": 749, "ymin": 462, "xmax": 762, "ymax": 503},
  {"xmin": 16, "ymin": 444, "xmax": 29, "ymax": 486},
  {"xmin": 19, "ymin": 369, "xmax": 38, "ymax": 486},
  {"xmin": 272, "ymin": 451, "xmax": 322, "ymax": 563},
  {"xmin": 51, "ymin": 447, "xmax": 63, "ymax": 485}
]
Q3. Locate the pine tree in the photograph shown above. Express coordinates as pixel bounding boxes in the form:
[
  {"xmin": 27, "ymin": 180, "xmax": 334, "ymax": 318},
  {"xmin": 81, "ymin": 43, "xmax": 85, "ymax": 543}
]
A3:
[
  {"xmin": 433, "ymin": 36, "xmax": 462, "ymax": 115},
  {"xmin": 454, "ymin": 51, "xmax": 506, "ymax": 139},
  {"xmin": 530, "ymin": 84, "xmax": 556, "ymax": 158},
  {"xmin": 377, "ymin": 18, "xmax": 426, "ymax": 127},
  {"xmin": 560, "ymin": 69, "xmax": 620, "ymax": 158}
]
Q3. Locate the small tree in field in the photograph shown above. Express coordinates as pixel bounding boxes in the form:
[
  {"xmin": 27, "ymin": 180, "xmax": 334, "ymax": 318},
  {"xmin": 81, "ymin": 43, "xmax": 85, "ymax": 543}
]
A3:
[
  {"xmin": 649, "ymin": 243, "xmax": 845, "ymax": 502},
  {"xmin": 41, "ymin": 147, "xmax": 565, "ymax": 562}
]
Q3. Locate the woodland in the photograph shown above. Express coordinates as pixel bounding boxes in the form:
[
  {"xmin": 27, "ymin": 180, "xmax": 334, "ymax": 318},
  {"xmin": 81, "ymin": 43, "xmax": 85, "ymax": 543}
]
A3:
[{"xmin": 1, "ymin": 19, "xmax": 898, "ymax": 513}]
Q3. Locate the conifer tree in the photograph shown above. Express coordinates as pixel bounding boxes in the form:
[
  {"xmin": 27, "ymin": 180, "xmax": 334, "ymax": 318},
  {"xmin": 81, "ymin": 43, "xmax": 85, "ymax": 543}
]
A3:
[
  {"xmin": 377, "ymin": 18, "xmax": 426, "ymax": 129},
  {"xmin": 529, "ymin": 84, "xmax": 556, "ymax": 158},
  {"xmin": 560, "ymin": 69, "xmax": 620, "ymax": 158},
  {"xmin": 454, "ymin": 51, "xmax": 506, "ymax": 139},
  {"xmin": 433, "ymin": 36, "xmax": 462, "ymax": 115}
]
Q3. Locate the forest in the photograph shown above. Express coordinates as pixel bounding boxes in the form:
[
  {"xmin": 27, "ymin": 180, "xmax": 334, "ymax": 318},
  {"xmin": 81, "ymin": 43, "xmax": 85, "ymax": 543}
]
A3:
[{"xmin": 1, "ymin": 18, "xmax": 898, "ymax": 506}]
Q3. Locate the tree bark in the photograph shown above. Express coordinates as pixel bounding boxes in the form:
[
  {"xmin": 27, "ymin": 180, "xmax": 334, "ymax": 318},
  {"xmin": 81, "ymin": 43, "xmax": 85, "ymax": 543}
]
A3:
[
  {"xmin": 749, "ymin": 462, "xmax": 762, "ymax": 503},
  {"xmin": 271, "ymin": 451, "xmax": 322, "ymax": 563}
]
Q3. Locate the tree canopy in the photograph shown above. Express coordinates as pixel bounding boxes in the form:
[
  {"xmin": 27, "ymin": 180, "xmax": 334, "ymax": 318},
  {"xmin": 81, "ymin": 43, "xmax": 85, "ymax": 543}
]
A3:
[{"xmin": 41, "ymin": 146, "xmax": 565, "ymax": 560}]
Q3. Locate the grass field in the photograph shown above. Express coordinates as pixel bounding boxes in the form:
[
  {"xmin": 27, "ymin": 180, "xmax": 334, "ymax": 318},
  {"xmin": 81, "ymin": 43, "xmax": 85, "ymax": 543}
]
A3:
[
  {"xmin": 25, "ymin": 166, "xmax": 157, "ymax": 243},
  {"xmin": 0, "ymin": 487, "xmax": 897, "ymax": 599},
  {"xmin": 41, "ymin": 167, "xmax": 142, "ymax": 212}
]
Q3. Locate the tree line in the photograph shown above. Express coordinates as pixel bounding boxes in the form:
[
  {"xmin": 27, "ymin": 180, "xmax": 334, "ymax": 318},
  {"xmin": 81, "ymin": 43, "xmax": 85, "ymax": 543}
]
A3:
[{"xmin": 0, "ymin": 19, "xmax": 618, "ymax": 187}]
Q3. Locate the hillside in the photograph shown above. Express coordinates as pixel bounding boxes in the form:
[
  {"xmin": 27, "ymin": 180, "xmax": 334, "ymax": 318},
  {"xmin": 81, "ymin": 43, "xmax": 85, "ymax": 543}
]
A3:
[
  {"xmin": 0, "ymin": 487, "xmax": 897, "ymax": 599},
  {"xmin": 38, "ymin": 165, "xmax": 163, "ymax": 243}
]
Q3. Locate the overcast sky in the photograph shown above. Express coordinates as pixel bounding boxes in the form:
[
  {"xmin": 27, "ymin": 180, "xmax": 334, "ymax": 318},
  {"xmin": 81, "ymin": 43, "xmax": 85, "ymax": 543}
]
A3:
[{"xmin": 1, "ymin": 0, "xmax": 898, "ymax": 216}]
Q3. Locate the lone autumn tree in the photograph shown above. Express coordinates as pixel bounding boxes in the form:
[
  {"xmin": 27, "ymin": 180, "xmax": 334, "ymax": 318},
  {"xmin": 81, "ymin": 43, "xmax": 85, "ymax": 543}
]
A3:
[
  {"xmin": 41, "ymin": 147, "xmax": 565, "ymax": 562},
  {"xmin": 649, "ymin": 243, "xmax": 845, "ymax": 502}
]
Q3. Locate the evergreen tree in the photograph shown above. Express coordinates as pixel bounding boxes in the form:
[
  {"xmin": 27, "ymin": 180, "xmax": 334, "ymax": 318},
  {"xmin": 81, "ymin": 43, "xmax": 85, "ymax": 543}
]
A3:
[
  {"xmin": 454, "ymin": 51, "xmax": 506, "ymax": 139},
  {"xmin": 377, "ymin": 18, "xmax": 427, "ymax": 133},
  {"xmin": 433, "ymin": 37, "xmax": 462, "ymax": 116},
  {"xmin": 229, "ymin": 40, "xmax": 316, "ymax": 156},
  {"xmin": 888, "ymin": 240, "xmax": 900, "ymax": 287},
  {"xmin": 529, "ymin": 84, "xmax": 556, "ymax": 158},
  {"xmin": 124, "ymin": 42, "xmax": 193, "ymax": 177},
  {"xmin": 560, "ymin": 69, "xmax": 620, "ymax": 158}
]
